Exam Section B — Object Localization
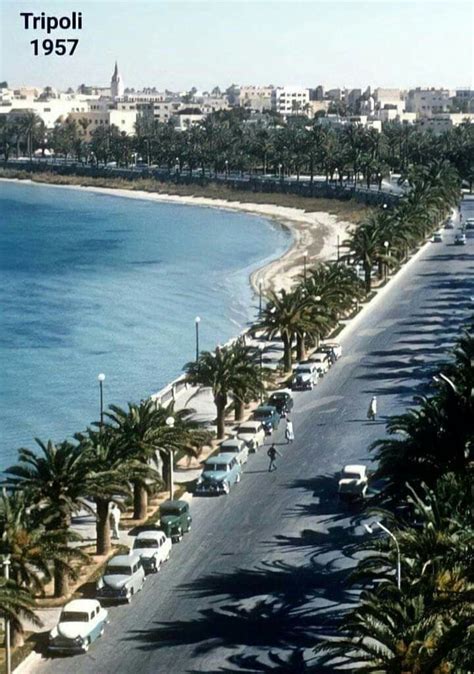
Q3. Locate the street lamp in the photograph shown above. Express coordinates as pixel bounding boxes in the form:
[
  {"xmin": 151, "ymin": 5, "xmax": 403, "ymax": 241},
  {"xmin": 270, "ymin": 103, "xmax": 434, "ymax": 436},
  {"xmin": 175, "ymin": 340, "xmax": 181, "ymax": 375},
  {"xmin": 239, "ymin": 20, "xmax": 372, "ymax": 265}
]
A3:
[
  {"xmin": 98, "ymin": 373, "xmax": 105, "ymax": 427},
  {"xmin": 278, "ymin": 163, "xmax": 282, "ymax": 180},
  {"xmin": 364, "ymin": 521, "xmax": 401, "ymax": 590},
  {"xmin": 303, "ymin": 250, "xmax": 308, "ymax": 283},
  {"xmin": 195, "ymin": 316, "xmax": 201, "ymax": 362},
  {"xmin": 3, "ymin": 555, "xmax": 11, "ymax": 674},
  {"xmin": 175, "ymin": 156, "xmax": 179, "ymax": 175},
  {"xmin": 165, "ymin": 416, "xmax": 175, "ymax": 500},
  {"xmin": 225, "ymin": 159, "xmax": 229, "ymax": 177},
  {"xmin": 383, "ymin": 202, "xmax": 388, "ymax": 210},
  {"xmin": 258, "ymin": 280, "xmax": 263, "ymax": 317},
  {"xmin": 337, "ymin": 235, "xmax": 340, "ymax": 261},
  {"xmin": 383, "ymin": 240, "xmax": 390, "ymax": 280}
]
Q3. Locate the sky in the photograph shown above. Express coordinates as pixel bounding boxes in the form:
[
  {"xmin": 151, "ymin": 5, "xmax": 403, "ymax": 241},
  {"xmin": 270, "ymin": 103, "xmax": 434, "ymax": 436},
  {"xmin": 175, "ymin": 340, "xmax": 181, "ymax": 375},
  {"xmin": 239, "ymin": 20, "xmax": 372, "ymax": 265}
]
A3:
[{"xmin": 0, "ymin": 0, "xmax": 472, "ymax": 91}]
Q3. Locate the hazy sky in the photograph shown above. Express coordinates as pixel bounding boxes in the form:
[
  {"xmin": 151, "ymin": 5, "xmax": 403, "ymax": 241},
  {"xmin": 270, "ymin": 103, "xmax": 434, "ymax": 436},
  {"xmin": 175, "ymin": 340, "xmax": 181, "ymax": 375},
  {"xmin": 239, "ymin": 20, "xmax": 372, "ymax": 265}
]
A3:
[{"xmin": 1, "ymin": 0, "xmax": 472, "ymax": 91}]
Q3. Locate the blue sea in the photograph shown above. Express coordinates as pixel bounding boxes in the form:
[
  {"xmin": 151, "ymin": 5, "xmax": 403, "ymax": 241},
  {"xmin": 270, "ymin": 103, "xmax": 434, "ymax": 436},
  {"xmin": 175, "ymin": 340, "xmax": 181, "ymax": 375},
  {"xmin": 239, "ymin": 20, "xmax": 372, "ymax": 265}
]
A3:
[{"xmin": 0, "ymin": 181, "xmax": 290, "ymax": 471}]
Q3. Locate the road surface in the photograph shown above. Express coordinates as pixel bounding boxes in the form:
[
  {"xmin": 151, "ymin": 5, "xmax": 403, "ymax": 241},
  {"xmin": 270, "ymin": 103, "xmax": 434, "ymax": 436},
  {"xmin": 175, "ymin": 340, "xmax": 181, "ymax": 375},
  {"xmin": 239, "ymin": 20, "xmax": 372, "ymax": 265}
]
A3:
[{"xmin": 29, "ymin": 200, "xmax": 473, "ymax": 673}]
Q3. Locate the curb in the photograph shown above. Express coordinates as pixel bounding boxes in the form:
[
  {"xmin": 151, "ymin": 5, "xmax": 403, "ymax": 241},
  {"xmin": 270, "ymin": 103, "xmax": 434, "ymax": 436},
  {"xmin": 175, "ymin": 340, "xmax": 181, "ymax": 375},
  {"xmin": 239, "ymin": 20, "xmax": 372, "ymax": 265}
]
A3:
[{"xmin": 13, "ymin": 650, "xmax": 44, "ymax": 674}]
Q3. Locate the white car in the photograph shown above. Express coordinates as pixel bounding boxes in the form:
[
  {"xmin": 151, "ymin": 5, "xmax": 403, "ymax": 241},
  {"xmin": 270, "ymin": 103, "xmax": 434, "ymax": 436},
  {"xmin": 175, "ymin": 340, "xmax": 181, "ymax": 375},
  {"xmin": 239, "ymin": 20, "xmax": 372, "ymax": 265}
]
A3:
[
  {"xmin": 292, "ymin": 362, "xmax": 319, "ymax": 390},
  {"xmin": 308, "ymin": 352, "xmax": 331, "ymax": 375},
  {"xmin": 219, "ymin": 437, "xmax": 249, "ymax": 465},
  {"xmin": 48, "ymin": 599, "xmax": 108, "ymax": 654},
  {"xmin": 237, "ymin": 421, "xmax": 266, "ymax": 451},
  {"xmin": 132, "ymin": 530, "xmax": 172, "ymax": 573},
  {"xmin": 338, "ymin": 464, "xmax": 369, "ymax": 501},
  {"xmin": 321, "ymin": 341, "xmax": 343, "ymax": 360},
  {"xmin": 96, "ymin": 552, "xmax": 145, "ymax": 603}
]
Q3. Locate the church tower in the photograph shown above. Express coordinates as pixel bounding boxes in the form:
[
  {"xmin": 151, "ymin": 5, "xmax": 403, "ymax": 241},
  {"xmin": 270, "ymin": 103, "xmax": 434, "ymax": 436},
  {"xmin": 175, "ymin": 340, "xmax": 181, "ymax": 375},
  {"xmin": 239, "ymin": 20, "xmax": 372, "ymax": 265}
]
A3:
[{"xmin": 111, "ymin": 61, "xmax": 124, "ymax": 99}]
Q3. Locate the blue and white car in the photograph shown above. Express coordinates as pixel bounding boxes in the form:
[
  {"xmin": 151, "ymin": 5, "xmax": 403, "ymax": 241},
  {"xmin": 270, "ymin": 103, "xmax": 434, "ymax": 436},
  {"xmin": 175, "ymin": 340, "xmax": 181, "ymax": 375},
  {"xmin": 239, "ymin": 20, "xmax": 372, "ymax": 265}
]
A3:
[
  {"xmin": 195, "ymin": 453, "xmax": 242, "ymax": 495},
  {"xmin": 48, "ymin": 599, "xmax": 108, "ymax": 654},
  {"xmin": 96, "ymin": 552, "xmax": 145, "ymax": 603}
]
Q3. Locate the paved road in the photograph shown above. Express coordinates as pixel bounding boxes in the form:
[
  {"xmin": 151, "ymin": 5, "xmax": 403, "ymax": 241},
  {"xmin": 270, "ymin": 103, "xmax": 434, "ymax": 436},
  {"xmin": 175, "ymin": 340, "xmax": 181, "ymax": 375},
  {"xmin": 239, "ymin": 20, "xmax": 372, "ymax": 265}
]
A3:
[{"xmin": 29, "ymin": 200, "xmax": 473, "ymax": 674}]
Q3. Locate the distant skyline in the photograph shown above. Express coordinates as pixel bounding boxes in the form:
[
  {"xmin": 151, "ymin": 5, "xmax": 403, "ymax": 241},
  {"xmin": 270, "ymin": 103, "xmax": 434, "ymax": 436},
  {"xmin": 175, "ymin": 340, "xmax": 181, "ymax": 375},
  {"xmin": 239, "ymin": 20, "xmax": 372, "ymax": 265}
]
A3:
[{"xmin": 1, "ymin": 0, "xmax": 472, "ymax": 91}]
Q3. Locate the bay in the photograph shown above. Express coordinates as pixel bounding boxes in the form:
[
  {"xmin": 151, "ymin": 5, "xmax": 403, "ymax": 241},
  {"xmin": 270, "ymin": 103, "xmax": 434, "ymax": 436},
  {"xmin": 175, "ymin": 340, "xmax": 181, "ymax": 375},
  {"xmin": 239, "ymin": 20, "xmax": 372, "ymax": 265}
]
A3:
[{"xmin": 0, "ymin": 181, "xmax": 290, "ymax": 471}]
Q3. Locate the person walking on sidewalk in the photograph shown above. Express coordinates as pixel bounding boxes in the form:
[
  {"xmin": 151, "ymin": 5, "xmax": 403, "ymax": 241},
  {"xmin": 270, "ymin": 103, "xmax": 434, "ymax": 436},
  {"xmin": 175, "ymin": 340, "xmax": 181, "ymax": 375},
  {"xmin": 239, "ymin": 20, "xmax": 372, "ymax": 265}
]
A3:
[
  {"xmin": 109, "ymin": 503, "xmax": 121, "ymax": 540},
  {"xmin": 285, "ymin": 417, "xmax": 295, "ymax": 444},
  {"xmin": 367, "ymin": 396, "xmax": 377, "ymax": 421},
  {"xmin": 267, "ymin": 444, "xmax": 281, "ymax": 472}
]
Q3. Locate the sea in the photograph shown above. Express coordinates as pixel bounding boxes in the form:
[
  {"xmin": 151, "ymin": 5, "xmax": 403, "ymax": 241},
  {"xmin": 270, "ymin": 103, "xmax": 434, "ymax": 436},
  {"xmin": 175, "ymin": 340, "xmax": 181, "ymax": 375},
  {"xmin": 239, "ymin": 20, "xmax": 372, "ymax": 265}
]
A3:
[{"xmin": 0, "ymin": 180, "xmax": 291, "ymax": 471}]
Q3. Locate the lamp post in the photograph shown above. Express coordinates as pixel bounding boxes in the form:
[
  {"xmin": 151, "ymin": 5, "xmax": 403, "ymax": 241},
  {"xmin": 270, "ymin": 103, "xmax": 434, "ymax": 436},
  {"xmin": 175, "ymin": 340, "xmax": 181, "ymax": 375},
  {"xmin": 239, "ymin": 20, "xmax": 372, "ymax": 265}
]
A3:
[
  {"xmin": 195, "ymin": 316, "xmax": 201, "ymax": 362},
  {"xmin": 383, "ymin": 240, "xmax": 389, "ymax": 280},
  {"xmin": 303, "ymin": 250, "xmax": 308, "ymax": 283},
  {"xmin": 3, "ymin": 555, "xmax": 11, "ymax": 674},
  {"xmin": 278, "ymin": 163, "xmax": 282, "ymax": 180},
  {"xmin": 258, "ymin": 281, "xmax": 263, "ymax": 317},
  {"xmin": 364, "ymin": 522, "xmax": 401, "ymax": 590},
  {"xmin": 98, "ymin": 373, "xmax": 105, "ymax": 427},
  {"xmin": 225, "ymin": 159, "xmax": 229, "ymax": 178},
  {"xmin": 355, "ymin": 264, "xmax": 361, "ymax": 311},
  {"xmin": 175, "ymin": 156, "xmax": 179, "ymax": 175},
  {"xmin": 166, "ymin": 416, "xmax": 175, "ymax": 500},
  {"xmin": 337, "ymin": 235, "xmax": 340, "ymax": 261}
]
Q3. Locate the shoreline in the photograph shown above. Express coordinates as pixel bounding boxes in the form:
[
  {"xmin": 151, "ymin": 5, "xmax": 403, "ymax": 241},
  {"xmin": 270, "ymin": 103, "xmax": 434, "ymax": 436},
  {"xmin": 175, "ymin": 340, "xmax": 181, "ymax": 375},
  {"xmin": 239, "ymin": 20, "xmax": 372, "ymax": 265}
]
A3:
[{"xmin": 0, "ymin": 176, "xmax": 354, "ymax": 294}]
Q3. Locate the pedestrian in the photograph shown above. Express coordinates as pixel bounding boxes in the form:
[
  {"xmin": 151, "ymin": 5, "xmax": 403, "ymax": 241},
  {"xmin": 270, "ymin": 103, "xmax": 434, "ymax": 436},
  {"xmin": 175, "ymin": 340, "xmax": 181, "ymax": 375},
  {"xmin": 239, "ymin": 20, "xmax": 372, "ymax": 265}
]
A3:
[
  {"xmin": 267, "ymin": 444, "xmax": 281, "ymax": 471},
  {"xmin": 109, "ymin": 503, "xmax": 121, "ymax": 540},
  {"xmin": 285, "ymin": 417, "xmax": 294, "ymax": 444},
  {"xmin": 367, "ymin": 395, "xmax": 377, "ymax": 421}
]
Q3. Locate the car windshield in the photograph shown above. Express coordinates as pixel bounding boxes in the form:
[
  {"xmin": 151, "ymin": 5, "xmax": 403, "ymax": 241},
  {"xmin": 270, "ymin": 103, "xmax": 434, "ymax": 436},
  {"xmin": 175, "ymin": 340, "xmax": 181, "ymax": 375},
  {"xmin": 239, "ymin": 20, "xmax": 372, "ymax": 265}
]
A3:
[
  {"xmin": 160, "ymin": 506, "xmax": 180, "ymax": 516},
  {"xmin": 204, "ymin": 463, "xmax": 227, "ymax": 472},
  {"xmin": 254, "ymin": 410, "xmax": 271, "ymax": 418},
  {"xmin": 239, "ymin": 426, "xmax": 256, "ymax": 434},
  {"xmin": 270, "ymin": 393, "xmax": 286, "ymax": 400},
  {"xmin": 106, "ymin": 565, "xmax": 132, "ymax": 575},
  {"xmin": 296, "ymin": 366, "xmax": 311, "ymax": 373},
  {"xmin": 60, "ymin": 612, "xmax": 90, "ymax": 623},
  {"xmin": 342, "ymin": 472, "xmax": 361, "ymax": 480},
  {"xmin": 134, "ymin": 539, "xmax": 158, "ymax": 549}
]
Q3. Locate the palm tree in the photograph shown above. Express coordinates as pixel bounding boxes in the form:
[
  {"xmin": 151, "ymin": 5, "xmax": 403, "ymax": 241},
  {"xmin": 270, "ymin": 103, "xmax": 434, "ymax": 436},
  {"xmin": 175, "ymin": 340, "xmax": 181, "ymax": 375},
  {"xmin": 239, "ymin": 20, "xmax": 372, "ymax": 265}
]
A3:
[
  {"xmin": 3, "ymin": 439, "xmax": 91, "ymax": 597},
  {"xmin": 75, "ymin": 426, "xmax": 152, "ymax": 555},
  {"xmin": 253, "ymin": 289, "xmax": 314, "ymax": 372},
  {"xmin": 184, "ymin": 340, "xmax": 266, "ymax": 438},
  {"xmin": 104, "ymin": 400, "xmax": 165, "ymax": 520},
  {"xmin": 0, "ymin": 577, "xmax": 41, "ymax": 648},
  {"xmin": 342, "ymin": 215, "xmax": 388, "ymax": 292}
]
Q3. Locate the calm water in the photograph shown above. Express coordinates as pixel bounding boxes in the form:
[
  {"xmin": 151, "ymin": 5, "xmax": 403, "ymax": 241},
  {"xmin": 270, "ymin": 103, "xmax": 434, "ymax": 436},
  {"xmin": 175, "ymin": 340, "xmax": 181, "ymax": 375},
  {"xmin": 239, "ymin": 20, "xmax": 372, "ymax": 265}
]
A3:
[{"xmin": 0, "ymin": 181, "xmax": 290, "ymax": 471}]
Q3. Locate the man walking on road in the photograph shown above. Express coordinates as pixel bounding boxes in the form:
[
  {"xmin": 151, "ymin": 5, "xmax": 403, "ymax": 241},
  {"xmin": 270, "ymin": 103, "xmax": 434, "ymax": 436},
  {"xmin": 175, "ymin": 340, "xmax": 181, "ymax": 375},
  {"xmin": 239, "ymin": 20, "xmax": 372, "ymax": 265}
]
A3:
[
  {"xmin": 285, "ymin": 417, "xmax": 294, "ymax": 444},
  {"xmin": 267, "ymin": 444, "xmax": 281, "ymax": 472},
  {"xmin": 367, "ymin": 395, "xmax": 377, "ymax": 421},
  {"xmin": 110, "ymin": 503, "xmax": 121, "ymax": 540}
]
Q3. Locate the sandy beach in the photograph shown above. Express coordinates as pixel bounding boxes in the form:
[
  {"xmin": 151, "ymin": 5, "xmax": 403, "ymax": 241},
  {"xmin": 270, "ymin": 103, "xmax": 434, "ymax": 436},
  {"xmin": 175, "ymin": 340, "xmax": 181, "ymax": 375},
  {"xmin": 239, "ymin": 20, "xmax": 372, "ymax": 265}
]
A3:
[{"xmin": 0, "ymin": 177, "xmax": 354, "ymax": 294}]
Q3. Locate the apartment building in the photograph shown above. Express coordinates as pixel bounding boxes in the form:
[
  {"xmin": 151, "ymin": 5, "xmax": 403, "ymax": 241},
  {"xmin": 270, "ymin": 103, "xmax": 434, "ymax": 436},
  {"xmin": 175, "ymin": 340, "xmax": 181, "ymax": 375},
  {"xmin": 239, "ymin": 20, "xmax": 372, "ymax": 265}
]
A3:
[
  {"xmin": 272, "ymin": 86, "xmax": 310, "ymax": 115},
  {"xmin": 405, "ymin": 88, "xmax": 450, "ymax": 116}
]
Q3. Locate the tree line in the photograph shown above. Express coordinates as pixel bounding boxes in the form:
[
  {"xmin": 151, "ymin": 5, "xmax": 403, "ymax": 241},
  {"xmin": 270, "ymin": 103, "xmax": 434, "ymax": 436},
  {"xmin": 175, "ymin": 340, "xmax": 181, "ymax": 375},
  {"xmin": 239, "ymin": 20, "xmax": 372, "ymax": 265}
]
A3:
[{"xmin": 1, "ymin": 109, "xmax": 473, "ymax": 189}]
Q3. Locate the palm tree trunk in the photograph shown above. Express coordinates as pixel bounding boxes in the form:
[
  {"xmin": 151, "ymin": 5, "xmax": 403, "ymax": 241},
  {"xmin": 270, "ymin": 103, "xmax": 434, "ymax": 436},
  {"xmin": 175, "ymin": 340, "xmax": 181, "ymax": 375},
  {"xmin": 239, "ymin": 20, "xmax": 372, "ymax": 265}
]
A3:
[
  {"xmin": 282, "ymin": 334, "xmax": 293, "ymax": 373},
  {"xmin": 54, "ymin": 561, "xmax": 69, "ymax": 598},
  {"xmin": 215, "ymin": 396, "xmax": 227, "ymax": 440},
  {"xmin": 364, "ymin": 264, "xmax": 372, "ymax": 293},
  {"xmin": 133, "ymin": 482, "xmax": 148, "ymax": 520},
  {"xmin": 234, "ymin": 398, "xmax": 245, "ymax": 421},
  {"xmin": 296, "ymin": 334, "xmax": 305, "ymax": 361},
  {"xmin": 11, "ymin": 623, "xmax": 24, "ymax": 648},
  {"xmin": 96, "ymin": 498, "xmax": 111, "ymax": 556}
]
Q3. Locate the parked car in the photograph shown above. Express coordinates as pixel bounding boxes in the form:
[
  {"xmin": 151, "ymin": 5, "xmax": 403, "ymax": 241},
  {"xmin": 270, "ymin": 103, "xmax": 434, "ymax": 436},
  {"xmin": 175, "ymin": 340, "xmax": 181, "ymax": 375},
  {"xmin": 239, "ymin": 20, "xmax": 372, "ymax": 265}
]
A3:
[
  {"xmin": 338, "ymin": 464, "xmax": 369, "ymax": 501},
  {"xmin": 465, "ymin": 218, "xmax": 474, "ymax": 230},
  {"xmin": 237, "ymin": 421, "xmax": 266, "ymax": 451},
  {"xmin": 444, "ymin": 220, "xmax": 454, "ymax": 229},
  {"xmin": 292, "ymin": 362, "xmax": 319, "ymax": 390},
  {"xmin": 432, "ymin": 231, "xmax": 443, "ymax": 243},
  {"xmin": 308, "ymin": 352, "xmax": 331, "ymax": 375},
  {"xmin": 252, "ymin": 405, "xmax": 281, "ymax": 434},
  {"xmin": 132, "ymin": 530, "xmax": 172, "ymax": 573},
  {"xmin": 195, "ymin": 453, "xmax": 242, "ymax": 495},
  {"xmin": 320, "ymin": 341, "xmax": 343, "ymax": 361},
  {"xmin": 267, "ymin": 389, "xmax": 294, "ymax": 416},
  {"xmin": 159, "ymin": 499, "xmax": 192, "ymax": 542},
  {"xmin": 48, "ymin": 599, "xmax": 108, "ymax": 654},
  {"xmin": 96, "ymin": 552, "xmax": 145, "ymax": 603},
  {"xmin": 219, "ymin": 437, "xmax": 249, "ymax": 465},
  {"xmin": 454, "ymin": 233, "xmax": 467, "ymax": 245}
]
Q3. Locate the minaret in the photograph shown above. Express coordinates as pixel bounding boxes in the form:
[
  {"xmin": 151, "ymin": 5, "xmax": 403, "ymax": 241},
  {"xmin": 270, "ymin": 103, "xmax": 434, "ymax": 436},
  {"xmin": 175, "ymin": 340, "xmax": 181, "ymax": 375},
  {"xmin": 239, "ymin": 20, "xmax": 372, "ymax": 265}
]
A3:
[{"xmin": 111, "ymin": 61, "xmax": 124, "ymax": 99}]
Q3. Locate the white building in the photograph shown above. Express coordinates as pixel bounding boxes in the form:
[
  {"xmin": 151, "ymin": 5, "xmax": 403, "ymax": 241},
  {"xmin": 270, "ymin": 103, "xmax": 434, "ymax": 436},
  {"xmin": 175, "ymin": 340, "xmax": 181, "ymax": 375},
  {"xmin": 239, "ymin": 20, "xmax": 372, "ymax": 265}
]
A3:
[
  {"xmin": 373, "ymin": 88, "xmax": 404, "ymax": 113},
  {"xmin": 405, "ymin": 88, "xmax": 450, "ymax": 117},
  {"xmin": 272, "ymin": 86, "xmax": 310, "ymax": 115},
  {"xmin": 238, "ymin": 86, "xmax": 273, "ymax": 112},
  {"xmin": 0, "ymin": 90, "xmax": 93, "ymax": 128},
  {"xmin": 416, "ymin": 113, "xmax": 474, "ymax": 134}
]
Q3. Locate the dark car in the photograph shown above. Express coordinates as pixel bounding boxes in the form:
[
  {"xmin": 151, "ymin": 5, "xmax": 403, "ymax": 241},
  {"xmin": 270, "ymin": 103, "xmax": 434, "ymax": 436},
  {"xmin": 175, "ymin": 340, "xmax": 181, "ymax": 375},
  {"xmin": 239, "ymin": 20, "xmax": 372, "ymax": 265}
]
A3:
[
  {"xmin": 267, "ymin": 390, "xmax": 294, "ymax": 416},
  {"xmin": 251, "ymin": 405, "xmax": 281, "ymax": 434},
  {"xmin": 159, "ymin": 500, "xmax": 191, "ymax": 542}
]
